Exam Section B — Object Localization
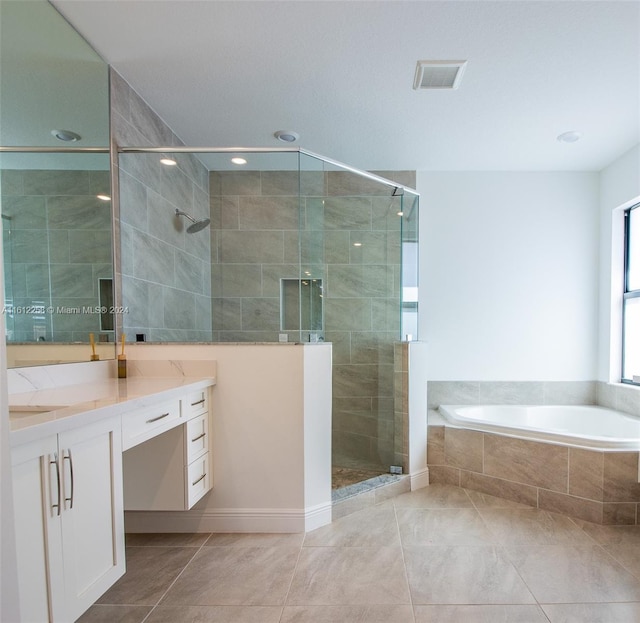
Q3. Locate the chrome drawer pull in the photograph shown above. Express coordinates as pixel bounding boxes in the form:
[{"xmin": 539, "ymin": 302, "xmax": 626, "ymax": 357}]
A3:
[
  {"xmin": 192, "ymin": 473, "xmax": 206, "ymax": 486},
  {"xmin": 190, "ymin": 398, "xmax": 205, "ymax": 407},
  {"xmin": 191, "ymin": 432, "xmax": 206, "ymax": 443},
  {"xmin": 63, "ymin": 450, "xmax": 74, "ymax": 510},
  {"xmin": 146, "ymin": 412, "xmax": 170, "ymax": 424},
  {"xmin": 50, "ymin": 452, "xmax": 61, "ymax": 516}
]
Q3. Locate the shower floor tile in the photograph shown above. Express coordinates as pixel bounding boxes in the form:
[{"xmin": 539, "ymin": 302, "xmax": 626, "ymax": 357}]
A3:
[{"xmin": 331, "ymin": 465, "xmax": 384, "ymax": 489}]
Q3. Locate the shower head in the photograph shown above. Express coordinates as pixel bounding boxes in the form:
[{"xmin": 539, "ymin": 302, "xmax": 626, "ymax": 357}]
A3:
[{"xmin": 175, "ymin": 209, "xmax": 210, "ymax": 234}]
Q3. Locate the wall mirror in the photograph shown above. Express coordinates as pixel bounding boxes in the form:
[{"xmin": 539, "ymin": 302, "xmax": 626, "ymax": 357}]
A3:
[{"xmin": 0, "ymin": 0, "xmax": 113, "ymax": 367}]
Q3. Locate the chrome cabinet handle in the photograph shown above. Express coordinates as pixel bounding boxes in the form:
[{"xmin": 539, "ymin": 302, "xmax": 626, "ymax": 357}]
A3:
[
  {"xmin": 63, "ymin": 450, "xmax": 74, "ymax": 509},
  {"xmin": 146, "ymin": 412, "xmax": 170, "ymax": 424},
  {"xmin": 192, "ymin": 473, "xmax": 206, "ymax": 486},
  {"xmin": 191, "ymin": 432, "xmax": 206, "ymax": 443},
  {"xmin": 190, "ymin": 398, "xmax": 205, "ymax": 407},
  {"xmin": 49, "ymin": 452, "xmax": 61, "ymax": 516}
]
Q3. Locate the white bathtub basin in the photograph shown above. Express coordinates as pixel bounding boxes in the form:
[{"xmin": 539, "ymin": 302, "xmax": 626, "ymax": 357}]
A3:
[{"xmin": 438, "ymin": 404, "xmax": 640, "ymax": 450}]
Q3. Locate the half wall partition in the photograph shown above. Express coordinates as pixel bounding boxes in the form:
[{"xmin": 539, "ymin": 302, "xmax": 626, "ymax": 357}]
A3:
[{"xmin": 117, "ymin": 147, "xmax": 419, "ymax": 487}]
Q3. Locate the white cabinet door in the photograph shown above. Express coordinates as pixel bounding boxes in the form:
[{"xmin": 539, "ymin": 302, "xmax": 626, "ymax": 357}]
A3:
[
  {"xmin": 11, "ymin": 416, "xmax": 125, "ymax": 623},
  {"xmin": 59, "ymin": 417, "xmax": 125, "ymax": 622},
  {"xmin": 12, "ymin": 435, "xmax": 65, "ymax": 623}
]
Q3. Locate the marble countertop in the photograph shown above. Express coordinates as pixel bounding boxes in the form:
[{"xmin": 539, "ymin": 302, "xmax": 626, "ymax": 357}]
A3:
[{"xmin": 9, "ymin": 375, "xmax": 215, "ymax": 446}]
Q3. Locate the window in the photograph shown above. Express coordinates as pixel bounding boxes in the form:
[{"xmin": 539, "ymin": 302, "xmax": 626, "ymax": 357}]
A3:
[{"xmin": 622, "ymin": 203, "xmax": 640, "ymax": 383}]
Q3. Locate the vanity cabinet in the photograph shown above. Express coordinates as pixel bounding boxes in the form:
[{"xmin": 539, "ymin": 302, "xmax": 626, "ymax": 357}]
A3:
[
  {"xmin": 123, "ymin": 388, "xmax": 212, "ymax": 511},
  {"xmin": 11, "ymin": 416, "xmax": 125, "ymax": 623}
]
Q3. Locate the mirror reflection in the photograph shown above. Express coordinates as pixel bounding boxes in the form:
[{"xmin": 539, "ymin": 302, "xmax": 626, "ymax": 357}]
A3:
[
  {"xmin": 1, "ymin": 153, "xmax": 113, "ymax": 366},
  {"xmin": 0, "ymin": 0, "xmax": 113, "ymax": 367},
  {"xmin": 0, "ymin": 0, "xmax": 109, "ymax": 148}
]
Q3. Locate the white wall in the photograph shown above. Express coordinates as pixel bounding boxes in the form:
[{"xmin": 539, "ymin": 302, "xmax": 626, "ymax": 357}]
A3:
[
  {"xmin": 418, "ymin": 171, "xmax": 599, "ymax": 381},
  {"xmin": 598, "ymin": 145, "xmax": 640, "ymax": 381}
]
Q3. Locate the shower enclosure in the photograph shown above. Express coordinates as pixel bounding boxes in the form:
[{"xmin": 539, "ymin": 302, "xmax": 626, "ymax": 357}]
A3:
[{"xmin": 117, "ymin": 147, "xmax": 419, "ymax": 488}]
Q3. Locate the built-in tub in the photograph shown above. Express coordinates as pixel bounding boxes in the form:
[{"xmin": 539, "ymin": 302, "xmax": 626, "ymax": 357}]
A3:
[
  {"xmin": 439, "ymin": 404, "xmax": 640, "ymax": 451},
  {"xmin": 429, "ymin": 404, "xmax": 640, "ymax": 524}
]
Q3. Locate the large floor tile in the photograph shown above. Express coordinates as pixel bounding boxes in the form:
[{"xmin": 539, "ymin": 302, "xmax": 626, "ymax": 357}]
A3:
[
  {"xmin": 281, "ymin": 605, "xmax": 415, "ymax": 622},
  {"xmin": 505, "ymin": 544, "xmax": 640, "ymax": 603},
  {"xmin": 204, "ymin": 532, "xmax": 305, "ymax": 548},
  {"xmin": 125, "ymin": 533, "xmax": 210, "ymax": 547},
  {"xmin": 304, "ymin": 505, "xmax": 400, "ymax": 548},
  {"xmin": 76, "ymin": 604, "xmax": 151, "ymax": 623},
  {"xmin": 393, "ymin": 483, "xmax": 473, "ymax": 508},
  {"xmin": 396, "ymin": 507, "xmax": 495, "ymax": 547},
  {"xmin": 160, "ymin": 546, "xmax": 300, "ymax": 606},
  {"xmin": 541, "ymin": 602, "xmax": 640, "ymax": 622},
  {"xmin": 466, "ymin": 489, "xmax": 536, "ymax": 510},
  {"xmin": 286, "ymin": 546, "xmax": 410, "ymax": 605},
  {"xmin": 577, "ymin": 523, "xmax": 640, "ymax": 579},
  {"xmin": 414, "ymin": 604, "xmax": 549, "ymax": 622},
  {"xmin": 144, "ymin": 605, "xmax": 283, "ymax": 622},
  {"xmin": 403, "ymin": 545, "xmax": 535, "ymax": 605},
  {"xmin": 96, "ymin": 546, "xmax": 197, "ymax": 606},
  {"xmin": 478, "ymin": 508, "xmax": 594, "ymax": 547}
]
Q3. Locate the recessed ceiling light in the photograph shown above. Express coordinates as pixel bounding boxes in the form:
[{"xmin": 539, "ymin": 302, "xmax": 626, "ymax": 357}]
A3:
[
  {"xmin": 557, "ymin": 130, "xmax": 582, "ymax": 143},
  {"xmin": 231, "ymin": 157, "xmax": 247, "ymax": 165},
  {"xmin": 274, "ymin": 130, "xmax": 300, "ymax": 143},
  {"xmin": 96, "ymin": 194, "xmax": 111, "ymax": 201},
  {"xmin": 160, "ymin": 156, "xmax": 177, "ymax": 166},
  {"xmin": 353, "ymin": 242, "xmax": 362, "ymax": 247},
  {"xmin": 51, "ymin": 129, "xmax": 81, "ymax": 142}
]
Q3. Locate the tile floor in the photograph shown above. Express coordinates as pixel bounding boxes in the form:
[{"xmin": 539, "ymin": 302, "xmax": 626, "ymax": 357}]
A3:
[{"xmin": 78, "ymin": 484, "xmax": 640, "ymax": 623}]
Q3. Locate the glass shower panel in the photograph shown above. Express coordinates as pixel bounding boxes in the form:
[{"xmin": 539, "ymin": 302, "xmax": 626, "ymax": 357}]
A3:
[
  {"xmin": 208, "ymin": 150, "xmax": 304, "ymax": 343},
  {"xmin": 297, "ymin": 154, "xmax": 411, "ymax": 486},
  {"xmin": 401, "ymin": 191, "xmax": 419, "ymax": 340}
]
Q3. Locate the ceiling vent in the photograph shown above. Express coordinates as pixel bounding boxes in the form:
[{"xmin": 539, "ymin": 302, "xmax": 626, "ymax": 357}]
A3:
[{"xmin": 413, "ymin": 60, "xmax": 467, "ymax": 90}]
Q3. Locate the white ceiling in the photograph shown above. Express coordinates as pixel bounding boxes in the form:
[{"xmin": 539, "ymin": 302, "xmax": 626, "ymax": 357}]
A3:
[{"xmin": 51, "ymin": 0, "xmax": 640, "ymax": 173}]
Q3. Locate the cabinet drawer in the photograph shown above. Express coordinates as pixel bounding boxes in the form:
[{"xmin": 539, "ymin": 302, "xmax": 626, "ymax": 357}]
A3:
[
  {"xmin": 186, "ymin": 413, "xmax": 208, "ymax": 462},
  {"xmin": 122, "ymin": 399, "xmax": 181, "ymax": 450},
  {"xmin": 186, "ymin": 452, "xmax": 210, "ymax": 509},
  {"xmin": 184, "ymin": 388, "xmax": 208, "ymax": 417}
]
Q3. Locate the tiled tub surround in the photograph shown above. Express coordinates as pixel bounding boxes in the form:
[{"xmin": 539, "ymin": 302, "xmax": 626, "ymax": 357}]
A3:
[
  {"xmin": 1, "ymin": 167, "xmax": 112, "ymax": 342},
  {"xmin": 427, "ymin": 381, "xmax": 640, "ymax": 524}
]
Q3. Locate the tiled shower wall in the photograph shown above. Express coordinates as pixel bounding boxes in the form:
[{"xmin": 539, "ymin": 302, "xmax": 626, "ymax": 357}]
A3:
[
  {"xmin": 210, "ymin": 167, "xmax": 415, "ymax": 470},
  {"xmin": 111, "ymin": 69, "xmax": 212, "ymax": 342},
  {"xmin": 1, "ymin": 168, "xmax": 112, "ymax": 342}
]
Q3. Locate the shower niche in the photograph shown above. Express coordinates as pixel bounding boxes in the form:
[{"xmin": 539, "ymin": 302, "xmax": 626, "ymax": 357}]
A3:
[{"xmin": 280, "ymin": 278, "xmax": 323, "ymax": 337}]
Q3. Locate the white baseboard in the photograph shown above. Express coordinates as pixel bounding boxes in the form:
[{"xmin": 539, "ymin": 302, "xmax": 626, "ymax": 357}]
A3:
[
  {"xmin": 125, "ymin": 504, "xmax": 332, "ymax": 534},
  {"xmin": 410, "ymin": 467, "xmax": 430, "ymax": 491},
  {"xmin": 303, "ymin": 502, "xmax": 332, "ymax": 532}
]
